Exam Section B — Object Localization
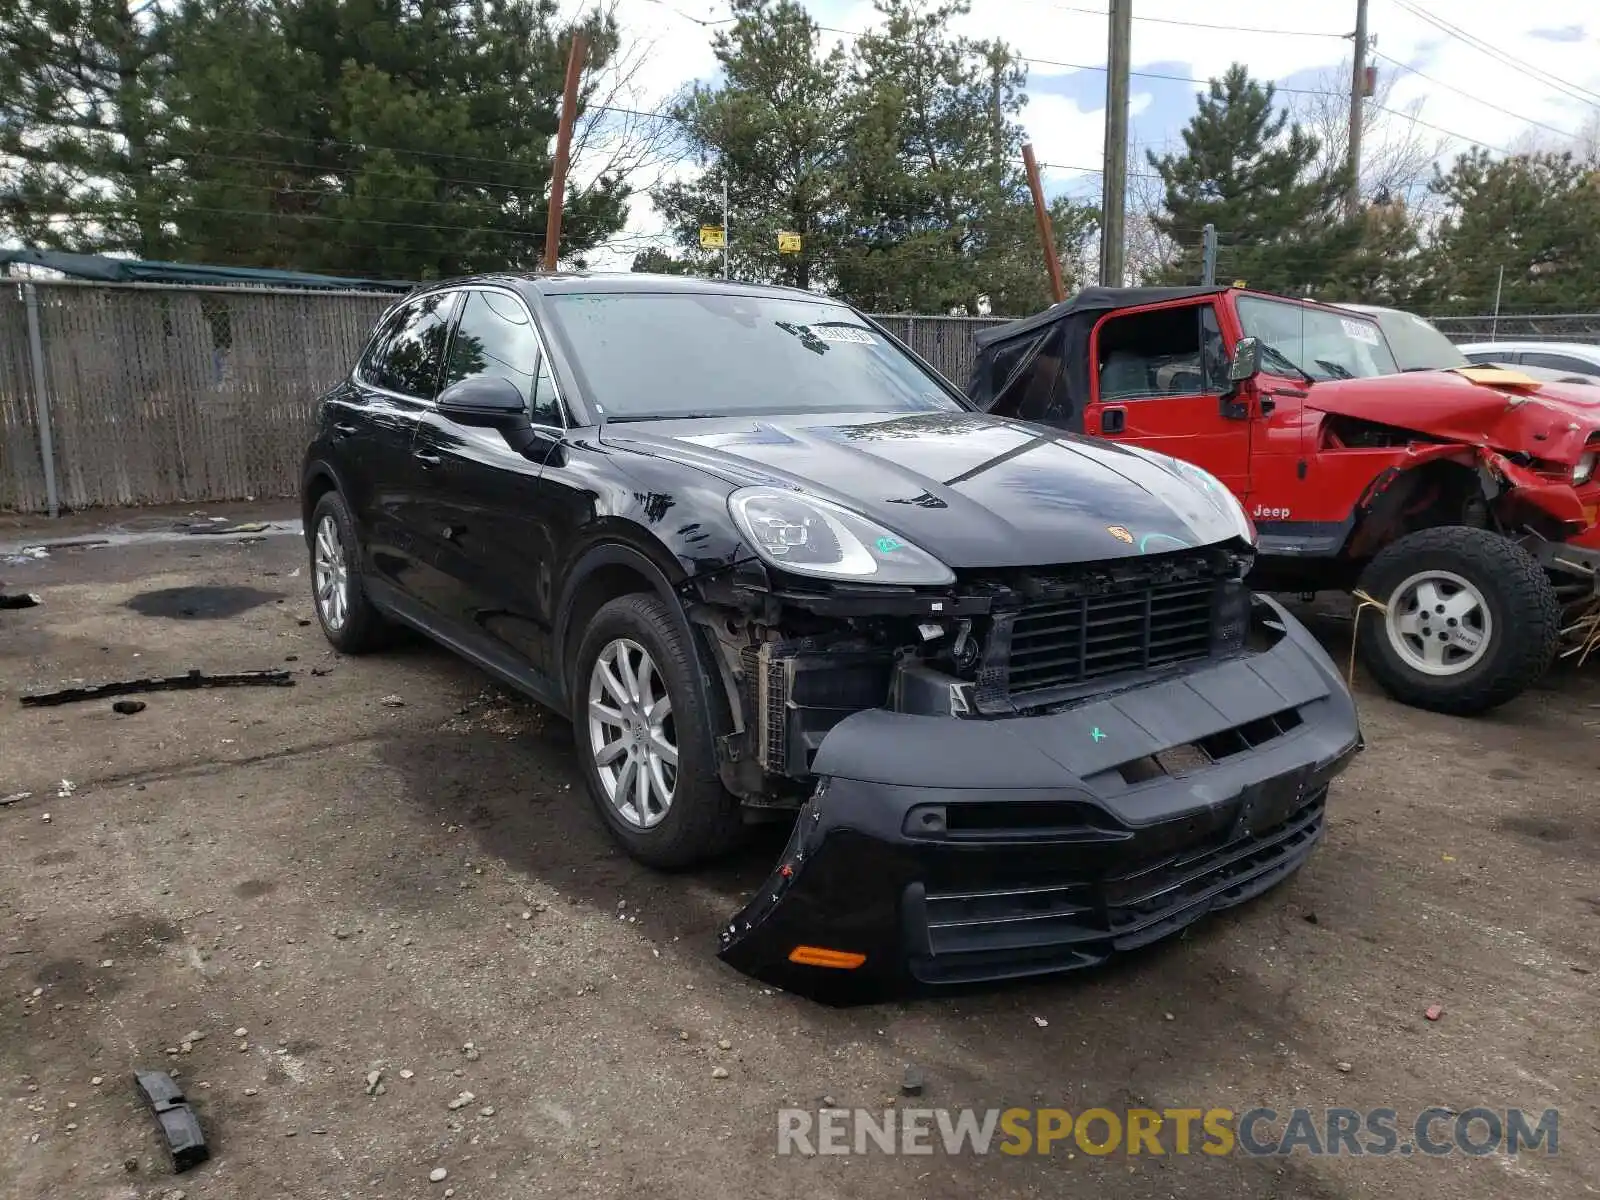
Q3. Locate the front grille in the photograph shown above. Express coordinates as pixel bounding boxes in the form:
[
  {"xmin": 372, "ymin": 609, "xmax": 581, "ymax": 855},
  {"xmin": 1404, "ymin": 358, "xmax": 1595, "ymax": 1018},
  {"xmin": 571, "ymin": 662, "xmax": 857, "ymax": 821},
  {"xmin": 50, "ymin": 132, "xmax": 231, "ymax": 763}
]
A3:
[
  {"xmin": 1005, "ymin": 575, "xmax": 1219, "ymax": 697},
  {"xmin": 913, "ymin": 788, "xmax": 1326, "ymax": 984}
]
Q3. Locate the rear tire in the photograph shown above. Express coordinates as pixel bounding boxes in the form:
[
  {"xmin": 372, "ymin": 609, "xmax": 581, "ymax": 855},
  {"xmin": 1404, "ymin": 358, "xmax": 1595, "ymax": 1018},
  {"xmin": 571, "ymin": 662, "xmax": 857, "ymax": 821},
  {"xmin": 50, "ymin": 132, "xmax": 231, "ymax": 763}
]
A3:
[
  {"xmin": 308, "ymin": 490, "xmax": 392, "ymax": 654},
  {"xmin": 1355, "ymin": 526, "xmax": 1559, "ymax": 715},
  {"xmin": 571, "ymin": 593, "xmax": 744, "ymax": 870}
]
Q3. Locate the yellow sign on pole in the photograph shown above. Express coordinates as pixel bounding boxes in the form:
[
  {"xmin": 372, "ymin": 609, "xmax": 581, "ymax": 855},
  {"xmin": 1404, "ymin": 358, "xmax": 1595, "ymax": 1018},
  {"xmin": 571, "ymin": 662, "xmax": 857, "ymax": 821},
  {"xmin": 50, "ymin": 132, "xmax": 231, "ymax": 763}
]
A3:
[
  {"xmin": 699, "ymin": 225, "xmax": 726, "ymax": 249},
  {"xmin": 777, "ymin": 232, "xmax": 802, "ymax": 254}
]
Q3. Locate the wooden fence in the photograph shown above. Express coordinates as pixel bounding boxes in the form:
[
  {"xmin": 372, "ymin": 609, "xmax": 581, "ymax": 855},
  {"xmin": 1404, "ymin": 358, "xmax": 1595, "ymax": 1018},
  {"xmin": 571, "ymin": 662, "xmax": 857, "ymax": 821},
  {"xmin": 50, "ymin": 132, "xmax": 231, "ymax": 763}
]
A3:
[{"xmin": 0, "ymin": 281, "xmax": 1004, "ymax": 514}]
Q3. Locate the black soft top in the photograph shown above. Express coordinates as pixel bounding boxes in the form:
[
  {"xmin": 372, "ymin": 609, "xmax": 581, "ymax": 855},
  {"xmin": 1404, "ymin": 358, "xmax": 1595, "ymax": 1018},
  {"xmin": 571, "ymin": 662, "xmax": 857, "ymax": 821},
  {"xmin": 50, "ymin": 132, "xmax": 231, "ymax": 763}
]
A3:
[{"xmin": 967, "ymin": 285, "xmax": 1227, "ymax": 429}]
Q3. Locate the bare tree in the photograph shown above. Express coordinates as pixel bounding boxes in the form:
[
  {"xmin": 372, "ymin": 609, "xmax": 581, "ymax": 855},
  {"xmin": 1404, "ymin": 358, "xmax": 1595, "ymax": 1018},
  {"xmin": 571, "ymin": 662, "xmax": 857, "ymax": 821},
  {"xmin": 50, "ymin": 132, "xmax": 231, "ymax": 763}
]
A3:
[
  {"xmin": 1510, "ymin": 107, "xmax": 1600, "ymax": 165},
  {"xmin": 1121, "ymin": 135, "xmax": 1184, "ymax": 284},
  {"xmin": 564, "ymin": 6, "xmax": 695, "ymax": 246},
  {"xmin": 1291, "ymin": 60, "xmax": 1446, "ymax": 207}
]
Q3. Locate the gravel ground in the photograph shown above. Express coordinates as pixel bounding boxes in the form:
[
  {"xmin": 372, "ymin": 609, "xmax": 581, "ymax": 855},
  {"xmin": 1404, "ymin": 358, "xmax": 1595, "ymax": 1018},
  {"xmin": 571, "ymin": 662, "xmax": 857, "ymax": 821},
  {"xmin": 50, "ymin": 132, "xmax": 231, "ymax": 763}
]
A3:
[{"xmin": 1, "ymin": 512, "xmax": 1596, "ymax": 1200}]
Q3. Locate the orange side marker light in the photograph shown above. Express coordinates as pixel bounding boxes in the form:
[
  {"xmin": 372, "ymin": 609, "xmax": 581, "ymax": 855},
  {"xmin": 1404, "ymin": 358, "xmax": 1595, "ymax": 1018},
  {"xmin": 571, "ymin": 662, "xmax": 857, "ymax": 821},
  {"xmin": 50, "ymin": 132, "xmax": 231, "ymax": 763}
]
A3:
[{"xmin": 787, "ymin": 946, "xmax": 866, "ymax": 969}]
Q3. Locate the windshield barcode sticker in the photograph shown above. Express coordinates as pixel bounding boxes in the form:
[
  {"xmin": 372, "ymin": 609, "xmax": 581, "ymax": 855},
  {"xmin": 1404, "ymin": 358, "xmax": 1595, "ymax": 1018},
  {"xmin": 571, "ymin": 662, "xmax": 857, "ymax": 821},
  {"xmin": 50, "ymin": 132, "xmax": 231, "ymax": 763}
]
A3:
[
  {"xmin": 1341, "ymin": 318, "xmax": 1380, "ymax": 346},
  {"xmin": 811, "ymin": 325, "xmax": 876, "ymax": 345}
]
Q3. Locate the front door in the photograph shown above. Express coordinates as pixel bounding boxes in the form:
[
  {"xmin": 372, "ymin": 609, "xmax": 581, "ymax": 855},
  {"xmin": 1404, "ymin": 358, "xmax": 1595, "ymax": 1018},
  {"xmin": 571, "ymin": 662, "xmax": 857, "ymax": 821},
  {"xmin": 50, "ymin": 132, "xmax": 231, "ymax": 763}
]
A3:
[
  {"xmin": 1082, "ymin": 299, "xmax": 1253, "ymax": 499},
  {"xmin": 409, "ymin": 287, "xmax": 565, "ymax": 681}
]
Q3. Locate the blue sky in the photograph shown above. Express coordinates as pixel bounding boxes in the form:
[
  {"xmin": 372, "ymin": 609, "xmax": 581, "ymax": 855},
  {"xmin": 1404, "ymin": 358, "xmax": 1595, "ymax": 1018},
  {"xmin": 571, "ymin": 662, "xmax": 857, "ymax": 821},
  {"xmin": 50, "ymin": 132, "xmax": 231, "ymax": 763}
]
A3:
[{"xmin": 582, "ymin": 0, "xmax": 1600, "ymax": 266}]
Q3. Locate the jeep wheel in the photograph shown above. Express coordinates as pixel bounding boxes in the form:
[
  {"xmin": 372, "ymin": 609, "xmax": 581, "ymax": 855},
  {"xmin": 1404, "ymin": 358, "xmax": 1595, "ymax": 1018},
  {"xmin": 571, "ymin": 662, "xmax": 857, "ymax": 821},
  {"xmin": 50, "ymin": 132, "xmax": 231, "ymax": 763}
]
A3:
[
  {"xmin": 572, "ymin": 594, "xmax": 744, "ymax": 870},
  {"xmin": 1355, "ymin": 526, "xmax": 1560, "ymax": 715}
]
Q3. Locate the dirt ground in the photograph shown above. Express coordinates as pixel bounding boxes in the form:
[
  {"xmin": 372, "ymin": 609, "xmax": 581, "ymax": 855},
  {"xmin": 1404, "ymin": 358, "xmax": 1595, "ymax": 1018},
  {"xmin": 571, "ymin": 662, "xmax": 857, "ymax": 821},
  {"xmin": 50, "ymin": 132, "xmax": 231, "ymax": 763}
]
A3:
[{"xmin": 1, "ymin": 508, "xmax": 1596, "ymax": 1200}]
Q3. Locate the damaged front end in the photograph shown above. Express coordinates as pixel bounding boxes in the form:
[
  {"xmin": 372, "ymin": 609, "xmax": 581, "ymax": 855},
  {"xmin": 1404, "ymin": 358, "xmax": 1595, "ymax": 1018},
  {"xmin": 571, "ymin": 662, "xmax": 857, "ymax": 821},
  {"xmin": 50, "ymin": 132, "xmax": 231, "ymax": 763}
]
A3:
[{"xmin": 691, "ymin": 546, "xmax": 1362, "ymax": 1004}]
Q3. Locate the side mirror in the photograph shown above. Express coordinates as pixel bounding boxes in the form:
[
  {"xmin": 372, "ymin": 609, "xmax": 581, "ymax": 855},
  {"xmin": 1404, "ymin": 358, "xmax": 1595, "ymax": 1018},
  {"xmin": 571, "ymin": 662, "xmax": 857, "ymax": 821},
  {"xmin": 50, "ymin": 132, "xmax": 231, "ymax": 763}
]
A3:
[
  {"xmin": 1228, "ymin": 337, "xmax": 1262, "ymax": 383},
  {"xmin": 436, "ymin": 375, "xmax": 529, "ymax": 428}
]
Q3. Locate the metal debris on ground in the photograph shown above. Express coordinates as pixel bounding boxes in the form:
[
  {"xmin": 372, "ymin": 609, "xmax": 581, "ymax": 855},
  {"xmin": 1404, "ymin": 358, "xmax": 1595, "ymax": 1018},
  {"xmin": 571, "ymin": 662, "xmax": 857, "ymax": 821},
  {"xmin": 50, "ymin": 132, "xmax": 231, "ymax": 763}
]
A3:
[
  {"xmin": 380, "ymin": 695, "xmax": 405, "ymax": 707},
  {"xmin": 0, "ymin": 592, "xmax": 41, "ymax": 609},
  {"xmin": 112, "ymin": 699, "xmax": 147, "ymax": 715},
  {"xmin": 0, "ymin": 791, "xmax": 31, "ymax": 806},
  {"xmin": 134, "ymin": 1069, "xmax": 210, "ymax": 1172},
  {"xmin": 20, "ymin": 668, "xmax": 295, "ymax": 707},
  {"xmin": 184, "ymin": 522, "xmax": 270, "ymax": 536}
]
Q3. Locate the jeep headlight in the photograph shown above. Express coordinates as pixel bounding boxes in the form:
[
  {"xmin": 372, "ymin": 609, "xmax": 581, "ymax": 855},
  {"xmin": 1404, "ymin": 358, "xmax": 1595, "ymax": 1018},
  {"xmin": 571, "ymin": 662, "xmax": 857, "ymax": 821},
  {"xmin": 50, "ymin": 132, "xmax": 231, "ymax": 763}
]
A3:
[
  {"xmin": 1574, "ymin": 452, "xmax": 1596, "ymax": 486},
  {"xmin": 728, "ymin": 487, "xmax": 955, "ymax": 585}
]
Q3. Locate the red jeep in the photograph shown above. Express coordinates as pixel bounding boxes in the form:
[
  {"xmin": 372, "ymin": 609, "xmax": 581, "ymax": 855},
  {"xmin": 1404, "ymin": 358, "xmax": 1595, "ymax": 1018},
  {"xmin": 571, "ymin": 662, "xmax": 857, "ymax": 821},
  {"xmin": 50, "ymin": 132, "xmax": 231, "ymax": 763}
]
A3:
[{"xmin": 967, "ymin": 285, "xmax": 1600, "ymax": 715}]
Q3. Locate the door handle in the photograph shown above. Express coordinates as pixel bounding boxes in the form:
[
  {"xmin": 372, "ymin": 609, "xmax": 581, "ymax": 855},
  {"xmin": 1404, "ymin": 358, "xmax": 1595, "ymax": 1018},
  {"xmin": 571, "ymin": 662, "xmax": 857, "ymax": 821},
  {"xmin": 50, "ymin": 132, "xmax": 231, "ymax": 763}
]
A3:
[
  {"xmin": 1258, "ymin": 397, "xmax": 1277, "ymax": 416},
  {"xmin": 332, "ymin": 422, "xmax": 358, "ymax": 437},
  {"xmin": 1100, "ymin": 407, "xmax": 1126, "ymax": 434},
  {"xmin": 414, "ymin": 452, "xmax": 442, "ymax": 467}
]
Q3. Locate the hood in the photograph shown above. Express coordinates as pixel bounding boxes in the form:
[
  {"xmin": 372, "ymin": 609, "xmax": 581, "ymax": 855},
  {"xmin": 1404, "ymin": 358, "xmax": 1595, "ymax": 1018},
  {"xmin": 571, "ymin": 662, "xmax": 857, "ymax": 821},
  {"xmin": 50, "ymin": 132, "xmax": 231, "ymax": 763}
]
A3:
[
  {"xmin": 1307, "ymin": 369, "xmax": 1600, "ymax": 459},
  {"xmin": 599, "ymin": 411, "xmax": 1249, "ymax": 569}
]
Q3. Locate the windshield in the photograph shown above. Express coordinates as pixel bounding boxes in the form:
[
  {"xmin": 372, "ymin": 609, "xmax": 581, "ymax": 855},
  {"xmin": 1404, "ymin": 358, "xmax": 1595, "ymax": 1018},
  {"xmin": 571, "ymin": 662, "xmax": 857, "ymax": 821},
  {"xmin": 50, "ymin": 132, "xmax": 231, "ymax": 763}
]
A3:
[
  {"xmin": 1364, "ymin": 308, "xmax": 1469, "ymax": 372},
  {"xmin": 543, "ymin": 292, "xmax": 966, "ymax": 421},
  {"xmin": 1236, "ymin": 295, "xmax": 1398, "ymax": 382}
]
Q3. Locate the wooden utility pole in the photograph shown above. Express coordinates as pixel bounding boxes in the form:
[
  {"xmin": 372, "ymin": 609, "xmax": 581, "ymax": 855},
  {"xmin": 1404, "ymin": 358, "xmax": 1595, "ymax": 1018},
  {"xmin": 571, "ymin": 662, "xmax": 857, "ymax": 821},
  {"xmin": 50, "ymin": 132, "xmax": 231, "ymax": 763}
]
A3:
[
  {"xmin": 1022, "ymin": 144, "xmax": 1067, "ymax": 303},
  {"xmin": 543, "ymin": 32, "xmax": 588, "ymax": 272},
  {"xmin": 1100, "ymin": 0, "xmax": 1132, "ymax": 286},
  {"xmin": 1347, "ymin": 0, "xmax": 1368, "ymax": 218}
]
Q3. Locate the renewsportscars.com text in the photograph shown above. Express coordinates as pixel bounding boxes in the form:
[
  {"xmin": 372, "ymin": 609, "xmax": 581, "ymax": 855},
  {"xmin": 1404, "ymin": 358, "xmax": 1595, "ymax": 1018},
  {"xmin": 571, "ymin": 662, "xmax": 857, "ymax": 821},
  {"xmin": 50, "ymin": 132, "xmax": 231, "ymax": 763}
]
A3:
[{"xmin": 776, "ymin": 1106, "xmax": 1560, "ymax": 1158}]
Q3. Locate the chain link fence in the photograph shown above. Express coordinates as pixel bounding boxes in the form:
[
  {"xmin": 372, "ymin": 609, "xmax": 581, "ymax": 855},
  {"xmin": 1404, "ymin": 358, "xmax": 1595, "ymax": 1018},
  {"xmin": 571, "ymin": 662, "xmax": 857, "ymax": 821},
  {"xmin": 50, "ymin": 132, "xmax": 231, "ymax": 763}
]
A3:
[
  {"xmin": 2, "ymin": 280, "xmax": 1596, "ymax": 515},
  {"xmin": 1428, "ymin": 313, "xmax": 1600, "ymax": 343},
  {"xmin": 0, "ymin": 283, "xmax": 1008, "ymax": 514}
]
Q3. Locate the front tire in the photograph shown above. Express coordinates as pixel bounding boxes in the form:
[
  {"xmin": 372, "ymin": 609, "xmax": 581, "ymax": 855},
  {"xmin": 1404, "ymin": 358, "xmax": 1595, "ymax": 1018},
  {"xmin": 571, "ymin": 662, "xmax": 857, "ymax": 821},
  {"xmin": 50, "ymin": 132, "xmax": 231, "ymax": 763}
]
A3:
[
  {"xmin": 1355, "ymin": 526, "xmax": 1559, "ymax": 715},
  {"xmin": 571, "ymin": 594, "xmax": 744, "ymax": 869}
]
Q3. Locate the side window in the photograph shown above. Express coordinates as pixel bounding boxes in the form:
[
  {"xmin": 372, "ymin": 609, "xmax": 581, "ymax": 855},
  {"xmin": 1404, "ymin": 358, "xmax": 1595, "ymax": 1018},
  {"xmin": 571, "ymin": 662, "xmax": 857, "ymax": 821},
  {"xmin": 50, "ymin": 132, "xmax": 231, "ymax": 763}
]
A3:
[
  {"xmin": 1521, "ymin": 351, "xmax": 1597, "ymax": 375},
  {"xmin": 363, "ymin": 291, "xmax": 458, "ymax": 399},
  {"xmin": 1464, "ymin": 351, "xmax": 1507, "ymax": 365},
  {"xmin": 444, "ymin": 290, "xmax": 564, "ymax": 425},
  {"xmin": 356, "ymin": 305, "xmax": 410, "ymax": 383},
  {"xmin": 1096, "ymin": 305, "xmax": 1212, "ymax": 401}
]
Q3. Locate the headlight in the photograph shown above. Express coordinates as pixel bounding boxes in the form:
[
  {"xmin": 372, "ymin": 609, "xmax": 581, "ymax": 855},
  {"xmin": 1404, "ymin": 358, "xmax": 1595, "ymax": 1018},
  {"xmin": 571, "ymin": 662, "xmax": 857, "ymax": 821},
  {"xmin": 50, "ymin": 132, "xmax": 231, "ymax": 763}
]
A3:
[
  {"xmin": 728, "ymin": 487, "xmax": 955, "ymax": 585},
  {"xmin": 1574, "ymin": 452, "xmax": 1596, "ymax": 486},
  {"xmin": 1165, "ymin": 458, "xmax": 1257, "ymax": 546}
]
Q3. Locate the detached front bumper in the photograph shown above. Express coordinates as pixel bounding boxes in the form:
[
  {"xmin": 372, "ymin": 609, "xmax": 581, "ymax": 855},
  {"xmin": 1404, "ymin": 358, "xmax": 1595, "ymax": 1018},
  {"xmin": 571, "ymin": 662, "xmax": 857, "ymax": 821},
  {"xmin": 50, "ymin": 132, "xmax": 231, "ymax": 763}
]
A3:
[{"xmin": 718, "ymin": 597, "xmax": 1362, "ymax": 1005}]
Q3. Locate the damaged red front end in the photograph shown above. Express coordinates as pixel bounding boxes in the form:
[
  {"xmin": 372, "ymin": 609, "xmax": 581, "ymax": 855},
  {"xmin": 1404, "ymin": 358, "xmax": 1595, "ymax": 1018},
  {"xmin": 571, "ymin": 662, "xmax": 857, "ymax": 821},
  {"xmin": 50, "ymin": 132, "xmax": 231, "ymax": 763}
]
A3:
[{"xmin": 1318, "ymin": 367, "xmax": 1600, "ymax": 571}]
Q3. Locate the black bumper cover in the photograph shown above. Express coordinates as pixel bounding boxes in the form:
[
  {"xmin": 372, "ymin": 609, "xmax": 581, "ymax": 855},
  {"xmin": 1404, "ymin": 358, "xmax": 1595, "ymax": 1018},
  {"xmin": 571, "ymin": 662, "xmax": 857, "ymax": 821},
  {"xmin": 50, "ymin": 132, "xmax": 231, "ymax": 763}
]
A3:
[{"xmin": 718, "ymin": 596, "xmax": 1363, "ymax": 1005}]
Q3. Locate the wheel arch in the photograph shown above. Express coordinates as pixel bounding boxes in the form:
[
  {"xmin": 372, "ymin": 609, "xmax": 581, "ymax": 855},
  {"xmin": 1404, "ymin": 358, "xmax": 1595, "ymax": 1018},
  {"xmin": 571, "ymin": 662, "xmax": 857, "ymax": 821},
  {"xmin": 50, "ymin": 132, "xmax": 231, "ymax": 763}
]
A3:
[
  {"xmin": 1344, "ymin": 456, "xmax": 1490, "ymax": 560},
  {"xmin": 553, "ymin": 538, "xmax": 695, "ymax": 700},
  {"xmin": 301, "ymin": 459, "xmax": 348, "ymax": 538}
]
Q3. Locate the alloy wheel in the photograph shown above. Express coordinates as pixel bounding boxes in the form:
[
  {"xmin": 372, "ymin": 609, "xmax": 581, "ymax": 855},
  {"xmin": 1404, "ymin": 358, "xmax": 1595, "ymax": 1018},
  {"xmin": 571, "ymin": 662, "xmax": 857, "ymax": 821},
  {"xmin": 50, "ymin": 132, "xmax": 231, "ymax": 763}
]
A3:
[
  {"xmin": 1384, "ymin": 568, "xmax": 1492, "ymax": 676},
  {"xmin": 587, "ymin": 637, "xmax": 678, "ymax": 829},
  {"xmin": 313, "ymin": 514, "xmax": 349, "ymax": 631}
]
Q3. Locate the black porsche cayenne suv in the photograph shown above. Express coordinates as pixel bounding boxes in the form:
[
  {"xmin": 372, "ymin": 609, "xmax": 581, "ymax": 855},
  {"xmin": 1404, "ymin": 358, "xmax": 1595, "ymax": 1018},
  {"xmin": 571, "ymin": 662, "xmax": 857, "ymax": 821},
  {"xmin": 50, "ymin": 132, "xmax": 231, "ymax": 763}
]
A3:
[{"xmin": 301, "ymin": 272, "xmax": 1361, "ymax": 1003}]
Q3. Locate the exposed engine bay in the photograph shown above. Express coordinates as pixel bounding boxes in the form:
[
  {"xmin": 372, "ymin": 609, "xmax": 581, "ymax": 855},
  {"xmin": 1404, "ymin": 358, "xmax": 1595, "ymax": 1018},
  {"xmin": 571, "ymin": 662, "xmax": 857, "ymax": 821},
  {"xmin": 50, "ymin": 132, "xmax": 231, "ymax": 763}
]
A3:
[{"xmin": 686, "ymin": 545, "xmax": 1259, "ymax": 809}]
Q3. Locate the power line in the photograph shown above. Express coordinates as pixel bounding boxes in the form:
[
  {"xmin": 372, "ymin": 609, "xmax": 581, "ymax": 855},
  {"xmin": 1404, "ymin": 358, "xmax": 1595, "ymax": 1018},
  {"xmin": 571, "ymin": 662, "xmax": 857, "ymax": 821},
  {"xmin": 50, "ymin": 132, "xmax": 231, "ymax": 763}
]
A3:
[
  {"xmin": 1369, "ymin": 50, "xmax": 1575, "ymax": 139},
  {"xmin": 1023, "ymin": 1, "xmax": 1348, "ymax": 38},
  {"xmin": 809, "ymin": 25, "xmax": 1353, "ymax": 98},
  {"xmin": 1389, "ymin": 0, "xmax": 1600, "ymax": 110},
  {"xmin": 1370, "ymin": 102, "xmax": 1511, "ymax": 155}
]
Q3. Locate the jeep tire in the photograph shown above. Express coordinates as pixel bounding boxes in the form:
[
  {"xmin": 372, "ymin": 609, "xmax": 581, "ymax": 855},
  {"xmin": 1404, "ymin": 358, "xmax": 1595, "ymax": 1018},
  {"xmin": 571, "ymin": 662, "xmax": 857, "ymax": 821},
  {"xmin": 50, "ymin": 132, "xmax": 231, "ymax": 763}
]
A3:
[{"xmin": 1355, "ymin": 526, "xmax": 1560, "ymax": 716}]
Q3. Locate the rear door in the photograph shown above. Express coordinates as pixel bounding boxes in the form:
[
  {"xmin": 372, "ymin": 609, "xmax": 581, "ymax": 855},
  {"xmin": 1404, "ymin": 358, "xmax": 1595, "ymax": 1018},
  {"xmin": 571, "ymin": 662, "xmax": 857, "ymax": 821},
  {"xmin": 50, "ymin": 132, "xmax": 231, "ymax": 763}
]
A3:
[
  {"xmin": 344, "ymin": 289, "xmax": 460, "ymax": 595},
  {"xmin": 1082, "ymin": 298, "xmax": 1252, "ymax": 497}
]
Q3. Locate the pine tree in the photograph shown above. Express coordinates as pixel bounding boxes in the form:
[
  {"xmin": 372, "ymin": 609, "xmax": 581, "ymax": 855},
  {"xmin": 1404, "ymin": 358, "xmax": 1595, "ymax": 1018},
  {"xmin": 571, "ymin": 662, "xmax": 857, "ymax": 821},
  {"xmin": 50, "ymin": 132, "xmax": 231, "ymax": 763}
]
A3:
[
  {"xmin": 4, "ymin": 0, "xmax": 636, "ymax": 277},
  {"xmin": 650, "ymin": 0, "xmax": 849, "ymax": 291},
  {"xmin": 835, "ymin": 0, "xmax": 1094, "ymax": 314},
  {"xmin": 0, "ymin": 0, "xmax": 174, "ymax": 255},
  {"xmin": 1419, "ymin": 148, "xmax": 1600, "ymax": 313},
  {"xmin": 1148, "ymin": 64, "xmax": 1350, "ymax": 292}
]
